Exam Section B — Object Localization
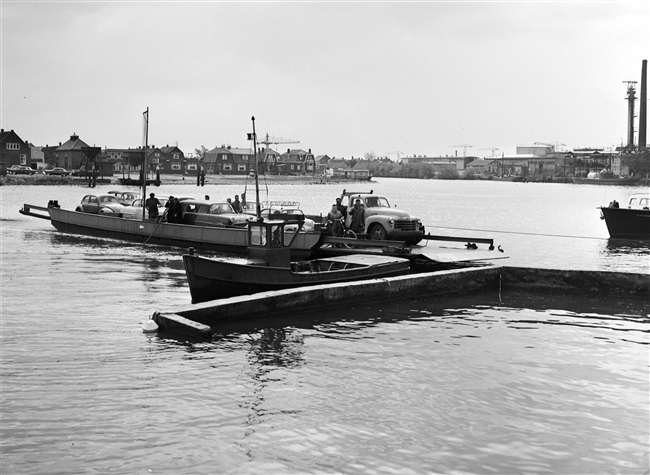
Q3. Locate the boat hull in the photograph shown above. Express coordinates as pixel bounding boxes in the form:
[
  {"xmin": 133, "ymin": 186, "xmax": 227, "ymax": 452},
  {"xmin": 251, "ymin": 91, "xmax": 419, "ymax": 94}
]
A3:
[
  {"xmin": 599, "ymin": 207, "xmax": 650, "ymax": 240},
  {"xmin": 573, "ymin": 177, "xmax": 641, "ymax": 185},
  {"xmin": 182, "ymin": 253, "xmax": 411, "ymax": 303},
  {"xmin": 47, "ymin": 207, "xmax": 321, "ymax": 258}
]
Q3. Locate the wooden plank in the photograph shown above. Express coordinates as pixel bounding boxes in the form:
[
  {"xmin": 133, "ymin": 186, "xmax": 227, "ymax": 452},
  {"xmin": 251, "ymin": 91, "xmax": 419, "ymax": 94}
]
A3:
[{"xmin": 152, "ymin": 312, "xmax": 213, "ymax": 339}]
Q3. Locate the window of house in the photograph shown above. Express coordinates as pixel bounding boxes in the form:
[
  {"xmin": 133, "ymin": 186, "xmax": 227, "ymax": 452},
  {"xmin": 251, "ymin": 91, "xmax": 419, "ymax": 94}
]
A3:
[
  {"xmin": 6, "ymin": 143, "xmax": 20, "ymax": 150},
  {"xmin": 223, "ymin": 164, "xmax": 232, "ymax": 171},
  {"xmin": 187, "ymin": 164, "xmax": 197, "ymax": 171},
  {"xmin": 242, "ymin": 155, "xmax": 248, "ymax": 161},
  {"xmin": 171, "ymin": 162, "xmax": 181, "ymax": 170},
  {"xmin": 222, "ymin": 155, "xmax": 228, "ymax": 160},
  {"xmin": 238, "ymin": 165, "xmax": 247, "ymax": 171},
  {"xmin": 173, "ymin": 153, "xmax": 179, "ymax": 159},
  {"xmin": 20, "ymin": 154, "xmax": 27, "ymax": 165}
]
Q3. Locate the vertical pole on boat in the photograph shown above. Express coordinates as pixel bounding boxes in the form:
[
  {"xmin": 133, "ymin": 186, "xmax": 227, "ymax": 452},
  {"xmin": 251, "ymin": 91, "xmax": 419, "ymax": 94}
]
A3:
[
  {"xmin": 251, "ymin": 116, "xmax": 262, "ymax": 221},
  {"xmin": 142, "ymin": 107, "xmax": 149, "ymax": 221}
]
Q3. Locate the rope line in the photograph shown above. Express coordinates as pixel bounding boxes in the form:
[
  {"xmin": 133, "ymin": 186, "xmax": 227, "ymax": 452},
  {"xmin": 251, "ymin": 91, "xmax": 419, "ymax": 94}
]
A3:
[{"xmin": 430, "ymin": 225, "xmax": 606, "ymax": 241}]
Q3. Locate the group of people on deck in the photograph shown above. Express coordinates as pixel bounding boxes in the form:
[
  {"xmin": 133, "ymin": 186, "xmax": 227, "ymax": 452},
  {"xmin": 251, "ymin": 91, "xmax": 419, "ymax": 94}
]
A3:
[
  {"xmin": 326, "ymin": 197, "xmax": 366, "ymax": 237},
  {"xmin": 144, "ymin": 192, "xmax": 248, "ymax": 221}
]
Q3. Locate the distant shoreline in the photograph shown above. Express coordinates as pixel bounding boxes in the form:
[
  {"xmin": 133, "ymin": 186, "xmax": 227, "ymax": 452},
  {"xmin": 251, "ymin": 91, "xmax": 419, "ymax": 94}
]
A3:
[{"xmin": 0, "ymin": 174, "xmax": 374, "ymax": 187}]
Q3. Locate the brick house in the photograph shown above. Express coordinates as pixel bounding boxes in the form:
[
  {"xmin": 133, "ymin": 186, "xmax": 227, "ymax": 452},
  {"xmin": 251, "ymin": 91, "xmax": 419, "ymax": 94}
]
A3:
[
  {"xmin": 157, "ymin": 145, "xmax": 186, "ymax": 174},
  {"xmin": 0, "ymin": 129, "xmax": 31, "ymax": 168},
  {"xmin": 52, "ymin": 133, "xmax": 92, "ymax": 170},
  {"xmin": 275, "ymin": 148, "xmax": 316, "ymax": 175},
  {"xmin": 204, "ymin": 146, "xmax": 255, "ymax": 175}
]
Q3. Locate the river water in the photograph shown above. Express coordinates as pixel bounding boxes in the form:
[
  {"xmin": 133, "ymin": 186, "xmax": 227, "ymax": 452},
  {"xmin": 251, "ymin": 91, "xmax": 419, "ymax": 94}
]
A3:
[{"xmin": 1, "ymin": 178, "xmax": 648, "ymax": 474}]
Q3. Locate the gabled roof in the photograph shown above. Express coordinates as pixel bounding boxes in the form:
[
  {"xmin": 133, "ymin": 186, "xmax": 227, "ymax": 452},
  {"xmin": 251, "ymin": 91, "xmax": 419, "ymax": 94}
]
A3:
[
  {"xmin": 57, "ymin": 134, "xmax": 90, "ymax": 151},
  {"xmin": 160, "ymin": 145, "xmax": 183, "ymax": 155},
  {"xmin": 0, "ymin": 129, "xmax": 26, "ymax": 146}
]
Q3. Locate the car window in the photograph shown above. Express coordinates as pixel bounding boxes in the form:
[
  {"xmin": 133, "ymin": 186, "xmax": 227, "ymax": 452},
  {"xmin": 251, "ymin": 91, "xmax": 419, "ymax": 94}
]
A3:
[
  {"xmin": 210, "ymin": 203, "xmax": 233, "ymax": 214},
  {"xmin": 100, "ymin": 196, "xmax": 118, "ymax": 203},
  {"xmin": 90, "ymin": 197, "xmax": 99, "ymax": 205}
]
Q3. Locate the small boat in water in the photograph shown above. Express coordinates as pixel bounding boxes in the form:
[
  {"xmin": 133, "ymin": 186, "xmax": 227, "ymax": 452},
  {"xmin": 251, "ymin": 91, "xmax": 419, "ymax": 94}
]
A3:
[
  {"xmin": 182, "ymin": 218, "xmax": 411, "ymax": 303},
  {"xmin": 599, "ymin": 192, "xmax": 650, "ymax": 240}
]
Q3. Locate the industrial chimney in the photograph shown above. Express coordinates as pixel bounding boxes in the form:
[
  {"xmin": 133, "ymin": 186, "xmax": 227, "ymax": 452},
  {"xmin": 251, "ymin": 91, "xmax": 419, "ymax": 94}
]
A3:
[{"xmin": 639, "ymin": 59, "xmax": 647, "ymax": 149}]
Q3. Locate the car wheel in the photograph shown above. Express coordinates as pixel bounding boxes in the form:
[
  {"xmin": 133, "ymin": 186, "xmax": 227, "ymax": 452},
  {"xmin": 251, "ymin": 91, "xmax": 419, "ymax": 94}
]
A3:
[
  {"xmin": 75, "ymin": 206, "xmax": 83, "ymax": 212},
  {"xmin": 368, "ymin": 223, "xmax": 387, "ymax": 241}
]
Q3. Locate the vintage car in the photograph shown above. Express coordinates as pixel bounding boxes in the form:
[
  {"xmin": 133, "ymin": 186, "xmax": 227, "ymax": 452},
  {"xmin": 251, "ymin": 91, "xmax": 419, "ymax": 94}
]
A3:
[
  {"xmin": 339, "ymin": 189, "xmax": 425, "ymax": 245},
  {"xmin": 122, "ymin": 196, "xmax": 194, "ymax": 220},
  {"xmin": 107, "ymin": 190, "xmax": 141, "ymax": 205},
  {"xmin": 8, "ymin": 165, "xmax": 36, "ymax": 175},
  {"xmin": 177, "ymin": 200, "xmax": 251, "ymax": 227},
  {"xmin": 75, "ymin": 194, "xmax": 127, "ymax": 214},
  {"xmin": 44, "ymin": 167, "xmax": 71, "ymax": 176}
]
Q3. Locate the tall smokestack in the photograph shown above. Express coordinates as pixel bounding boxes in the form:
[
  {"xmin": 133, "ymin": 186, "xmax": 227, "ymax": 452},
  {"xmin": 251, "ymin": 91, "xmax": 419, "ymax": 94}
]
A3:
[{"xmin": 639, "ymin": 59, "xmax": 647, "ymax": 149}]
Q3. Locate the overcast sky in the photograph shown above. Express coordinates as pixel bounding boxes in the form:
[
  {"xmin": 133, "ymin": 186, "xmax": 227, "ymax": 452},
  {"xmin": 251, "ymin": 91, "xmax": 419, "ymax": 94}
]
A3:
[{"xmin": 1, "ymin": 1, "xmax": 648, "ymax": 159}]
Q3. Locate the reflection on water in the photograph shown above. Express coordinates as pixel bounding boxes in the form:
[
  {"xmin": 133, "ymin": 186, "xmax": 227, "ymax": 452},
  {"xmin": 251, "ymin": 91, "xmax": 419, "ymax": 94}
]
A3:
[{"xmin": 2, "ymin": 182, "xmax": 649, "ymax": 474}]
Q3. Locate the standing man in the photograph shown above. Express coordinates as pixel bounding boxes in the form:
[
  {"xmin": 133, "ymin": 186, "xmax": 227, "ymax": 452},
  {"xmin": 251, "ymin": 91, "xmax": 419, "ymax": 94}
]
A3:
[
  {"xmin": 335, "ymin": 197, "xmax": 347, "ymax": 217},
  {"xmin": 232, "ymin": 195, "xmax": 242, "ymax": 213},
  {"xmin": 348, "ymin": 199, "xmax": 366, "ymax": 234},
  {"xmin": 145, "ymin": 193, "xmax": 160, "ymax": 220}
]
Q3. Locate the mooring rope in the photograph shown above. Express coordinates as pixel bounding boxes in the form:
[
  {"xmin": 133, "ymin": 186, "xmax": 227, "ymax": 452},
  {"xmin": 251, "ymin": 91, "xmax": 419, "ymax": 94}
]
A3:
[{"xmin": 430, "ymin": 225, "xmax": 606, "ymax": 241}]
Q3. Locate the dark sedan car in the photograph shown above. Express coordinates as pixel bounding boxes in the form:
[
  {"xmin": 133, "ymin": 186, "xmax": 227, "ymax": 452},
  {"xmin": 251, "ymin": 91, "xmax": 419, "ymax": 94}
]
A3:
[
  {"xmin": 8, "ymin": 165, "xmax": 36, "ymax": 175},
  {"xmin": 75, "ymin": 194, "xmax": 126, "ymax": 214}
]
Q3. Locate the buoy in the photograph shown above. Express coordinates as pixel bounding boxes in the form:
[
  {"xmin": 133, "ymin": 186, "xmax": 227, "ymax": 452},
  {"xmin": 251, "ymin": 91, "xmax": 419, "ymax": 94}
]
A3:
[{"xmin": 142, "ymin": 318, "xmax": 159, "ymax": 333}]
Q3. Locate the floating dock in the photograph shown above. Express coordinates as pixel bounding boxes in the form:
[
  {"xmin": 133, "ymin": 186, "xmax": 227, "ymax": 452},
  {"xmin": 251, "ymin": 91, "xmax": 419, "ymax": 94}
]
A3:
[{"xmin": 151, "ymin": 266, "xmax": 649, "ymax": 339}]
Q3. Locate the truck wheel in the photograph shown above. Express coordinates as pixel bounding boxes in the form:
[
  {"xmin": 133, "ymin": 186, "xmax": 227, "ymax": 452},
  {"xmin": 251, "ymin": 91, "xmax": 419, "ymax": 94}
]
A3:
[{"xmin": 368, "ymin": 223, "xmax": 387, "ymax": 241}]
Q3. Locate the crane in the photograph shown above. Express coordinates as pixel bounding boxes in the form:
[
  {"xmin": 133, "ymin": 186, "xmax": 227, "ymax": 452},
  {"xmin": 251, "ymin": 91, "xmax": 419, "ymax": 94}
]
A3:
[
  {"xmin": 258, "ymin": 133, "xmax": 299, "ymax": 150},
  {"xmin": 449, "ymin": 144, "xmax": 473, "ymax": 157},
  {"xmin": 479, "ymin": 147, "xmax": 500, "ymax": 158}
]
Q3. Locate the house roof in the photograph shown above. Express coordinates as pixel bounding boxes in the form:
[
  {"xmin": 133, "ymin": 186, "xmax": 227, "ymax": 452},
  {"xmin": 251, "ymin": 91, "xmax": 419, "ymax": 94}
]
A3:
[
  {"xmin": 57, "ymin": 134, "xmax": 90, "ymax": 151},
  {"xmin": 0, "ymin": 129, "xmax": 26, "ymax": 146}
]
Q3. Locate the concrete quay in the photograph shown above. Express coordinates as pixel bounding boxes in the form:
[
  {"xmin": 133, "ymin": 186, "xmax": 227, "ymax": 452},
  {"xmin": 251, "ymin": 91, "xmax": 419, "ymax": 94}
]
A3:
[{"xmin": 152, "ymin": 266, "xmax": 650, "ymax": 339}]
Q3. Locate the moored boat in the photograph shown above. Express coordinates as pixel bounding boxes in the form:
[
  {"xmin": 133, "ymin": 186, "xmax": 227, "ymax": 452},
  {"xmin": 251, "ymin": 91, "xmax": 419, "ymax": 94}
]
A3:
[
  {"xmin": 573, "ymin": 170, "xmax": 641, "ymax": 185},
  {"xmin": 182, "ymin": 219, "xmax": 411, "ymax": 303},
  {"xmin": 599, "ymin": 192, "xmax": 650, "ymax": 240},
  {"xmin": 19, "ymin": 202, "xmax": 322, "ymax": 258}
]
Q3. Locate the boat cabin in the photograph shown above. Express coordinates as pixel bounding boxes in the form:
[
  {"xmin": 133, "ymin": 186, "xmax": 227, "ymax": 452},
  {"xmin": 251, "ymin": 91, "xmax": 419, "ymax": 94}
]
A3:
[
  {"xmin": 247, "ymin": 219, "xmax": 301, "ymax": 267},
  {"xmin": 627, "ymin": 193, "xmax": 650, "ymax": 210}
]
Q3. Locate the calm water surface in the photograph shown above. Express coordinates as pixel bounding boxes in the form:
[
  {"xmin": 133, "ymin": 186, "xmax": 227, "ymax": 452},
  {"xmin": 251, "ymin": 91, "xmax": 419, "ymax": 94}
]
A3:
[{"xmin": 1, "ymin": 179, "xmax": 648, "ymax": 474}]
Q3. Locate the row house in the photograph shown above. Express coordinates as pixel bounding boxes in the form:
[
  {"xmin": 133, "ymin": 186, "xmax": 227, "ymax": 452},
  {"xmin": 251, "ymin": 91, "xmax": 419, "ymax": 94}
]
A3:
[
  {"xmin": 274, "ymin": 148, "xmax": 316, "ymax": 175},
  {"xmin": 0, "ymin": 129, "xmax": 31, "ymax": 167},
  {"xmin": 203, "ymin": 146, "xmax": 255, "ymax": 175},
  {"xmin": 99, "ymin": 145, "xmax": 193, "ymax": 175},
  {"xmin": 157, "ymin": 145, "xmax": 195, "ymax": 175}
]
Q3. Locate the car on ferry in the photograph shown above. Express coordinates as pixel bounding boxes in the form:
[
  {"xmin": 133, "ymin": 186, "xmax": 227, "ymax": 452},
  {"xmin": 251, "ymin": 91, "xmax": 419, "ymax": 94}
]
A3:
[
  {"xmin": 177, "ymin": 200, "xmax": 252, "ymax": 227},
  {"xmin": 122, "ymin": 195, "xmax": 194, "ymax": 220},
  {"xmin": 107, "ymin": 190, "xmax": 141, "ymax": 205},
  {"xmin": 75, "ymin": 194, "xmax": 127, "ymax": 214}
]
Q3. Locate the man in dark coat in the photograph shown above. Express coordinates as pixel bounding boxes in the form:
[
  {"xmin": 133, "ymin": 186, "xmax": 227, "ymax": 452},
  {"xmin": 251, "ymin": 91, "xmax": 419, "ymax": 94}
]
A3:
[{"xmin": 145, "ymin": 193, "xmax": 160, "ymax": 220}]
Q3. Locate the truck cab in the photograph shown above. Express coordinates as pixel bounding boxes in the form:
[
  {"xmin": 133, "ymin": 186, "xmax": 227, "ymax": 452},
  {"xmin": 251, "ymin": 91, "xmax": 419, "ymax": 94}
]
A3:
[{"xmin": 339, "ymin": 189, "xmax": 425, "ymax": 245}]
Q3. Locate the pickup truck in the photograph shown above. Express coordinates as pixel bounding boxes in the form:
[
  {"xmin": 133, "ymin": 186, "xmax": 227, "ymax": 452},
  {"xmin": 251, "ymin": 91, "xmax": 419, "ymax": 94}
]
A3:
[{"xmin": 339, "ymin": 189, "xmax": 425, "ymax": 245}]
